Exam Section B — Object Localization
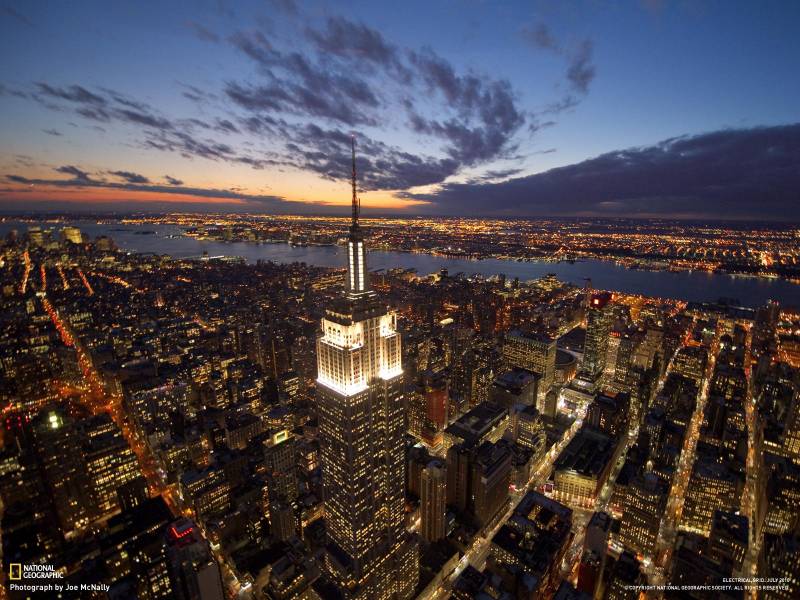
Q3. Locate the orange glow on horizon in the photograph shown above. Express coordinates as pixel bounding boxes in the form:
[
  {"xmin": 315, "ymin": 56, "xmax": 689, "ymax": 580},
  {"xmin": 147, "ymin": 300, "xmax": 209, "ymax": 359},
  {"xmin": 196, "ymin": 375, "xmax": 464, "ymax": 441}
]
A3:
[
  {"xmin": 0, "ymin": 185, "xmax": 247, "ymax": 205},
  {"xmin": 0, "ymin": 181, "xmax": 428, "ymax": 211}
]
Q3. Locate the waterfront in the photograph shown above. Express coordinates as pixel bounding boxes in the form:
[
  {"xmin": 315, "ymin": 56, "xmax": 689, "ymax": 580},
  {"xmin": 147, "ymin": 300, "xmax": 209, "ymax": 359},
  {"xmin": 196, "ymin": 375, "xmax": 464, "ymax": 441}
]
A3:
[{"xmin": 4, "ymin": 220, "xmax": 800, "ymax": 308}]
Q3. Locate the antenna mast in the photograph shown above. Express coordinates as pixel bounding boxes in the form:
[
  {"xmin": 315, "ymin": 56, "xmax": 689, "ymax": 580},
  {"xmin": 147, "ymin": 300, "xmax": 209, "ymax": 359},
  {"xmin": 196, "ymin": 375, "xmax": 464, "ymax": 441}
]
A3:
[{"xmin": 351, "ymin": 136, "xmax": 359, "ymax": 228}]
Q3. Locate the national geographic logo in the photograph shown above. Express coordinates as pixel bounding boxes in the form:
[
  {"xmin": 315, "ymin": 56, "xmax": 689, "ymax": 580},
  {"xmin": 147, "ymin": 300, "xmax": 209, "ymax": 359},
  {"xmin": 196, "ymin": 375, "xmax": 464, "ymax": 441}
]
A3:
[{"xmin": 7, "ymin": 563, "xmax": 63, "ymax": 580}]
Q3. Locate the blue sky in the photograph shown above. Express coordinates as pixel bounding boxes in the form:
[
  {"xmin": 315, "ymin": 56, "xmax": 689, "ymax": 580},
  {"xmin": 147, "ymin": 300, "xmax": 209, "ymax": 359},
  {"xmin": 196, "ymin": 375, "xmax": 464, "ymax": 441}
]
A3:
[{"xmin": 1, "ymin": 0, "xmax": 799, "ymax": 217}]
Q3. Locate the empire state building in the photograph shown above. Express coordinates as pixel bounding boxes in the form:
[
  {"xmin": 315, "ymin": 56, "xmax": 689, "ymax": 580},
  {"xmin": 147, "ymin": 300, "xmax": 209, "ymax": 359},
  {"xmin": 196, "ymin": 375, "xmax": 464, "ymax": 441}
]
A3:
[{"xmin": 316, "ymin": 139, "xmax": 418, "ymax": 599}]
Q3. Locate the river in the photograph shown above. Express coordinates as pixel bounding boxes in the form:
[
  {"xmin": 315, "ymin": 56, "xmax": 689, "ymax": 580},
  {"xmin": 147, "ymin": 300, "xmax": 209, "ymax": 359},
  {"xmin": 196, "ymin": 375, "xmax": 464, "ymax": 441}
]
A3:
[{"xmin": 3, "ymin": 220, "xmax": 799, "ymax": 308}]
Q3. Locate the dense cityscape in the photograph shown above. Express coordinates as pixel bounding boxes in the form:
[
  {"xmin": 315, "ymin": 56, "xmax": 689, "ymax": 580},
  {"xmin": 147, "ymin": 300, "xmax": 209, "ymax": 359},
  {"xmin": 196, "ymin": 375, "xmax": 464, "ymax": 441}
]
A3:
[
  {"xmin": 3, "ymin": 1, "xmax": 800, "ymax": 598},
  {"xmin": 74, "ymin": 214, "xmax": 800, "ymax": 282},
  {"xmin": 3, "ymin": 183, "xmax": 800, "ymax": 598}
]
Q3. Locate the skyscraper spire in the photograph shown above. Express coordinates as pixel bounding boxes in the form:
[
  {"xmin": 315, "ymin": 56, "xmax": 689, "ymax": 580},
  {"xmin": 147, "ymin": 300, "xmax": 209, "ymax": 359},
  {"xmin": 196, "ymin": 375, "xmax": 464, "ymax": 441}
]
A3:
[
  {"xmin": 351, "ymin": 135, "xmax": 359, "ymax": 230},
  {"xmin": 346, "ymin": 136, "xmax": 368, "ymax": 296}
]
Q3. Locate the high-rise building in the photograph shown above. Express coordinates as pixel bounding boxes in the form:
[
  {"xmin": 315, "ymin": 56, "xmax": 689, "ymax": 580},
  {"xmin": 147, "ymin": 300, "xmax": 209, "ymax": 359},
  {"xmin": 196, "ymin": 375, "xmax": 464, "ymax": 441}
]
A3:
[
  {"xmin": 632, "ymin": 327, "xmax": 663, "ymax": 371},
  {"xmin": 603, "ymin": 550, "xmax": 645, "ymax": 600},
  {"xmin": 470, "ymin": 440, "xmax": 512, "ymax": 528},
  {"xmin": 761, "ymin": 531, "xmax": 800, "ymax": 600},
  {"xmin": 264, "ymin": 429, "xmax": 298, "ymax": 503},
  {"xmin": 417, "ymin": 369, "xmax": 449, "ymax": 433},
  {"xmin": 446, "ymin": 443, "xmax": 472, "ymax": 512},
  {"xmin": 617, "ymin": 471, "xmax": 668, "ymax": 558},
  {"xmin": 427, "ymin": 369, "xmax": 450, "ymax": 425},
  {"xmin": 578, "ymin": 512, "xmax": 611, "ymax": 596},
  {"xmin": 707, "ymin": 510, "xmax": 748, "ymax": 571},
  {"xmin": 670, "ymin": 532, "xmax": 737, "ymax": 597},
  {"xmin": 179, "ymin": 468, "xmax": 231, "ymax": 521},
  {"xmin": 682, "ymin": 453, "xmax": 744, "ymax": 536},
  {"xmin": 581, "ymin": 293, "xmax": 613, "ymax": 380},
  {"xmin": 82, "ymin": 414, "xmax": 142, "ymax": 518},
  {"xmin": 61, "ymin": 225, "xmax": 83, "ymax": 244},
  {"xmin": 269, "ymin": 498, "xmax": 297, "ymax": 542},
  {"xmin": 166, "ymin": 518, "xmax": 225, "ymax": 600},
  {"xmin": 489, "ymin": 367, "xmax": 539, "ymax": 409},
  {"xmin": 672, "ymin": 346, "xmax": 709, "ymax": 384},
  {"xmin": 503, "ymin": 330, "xmax": 556, "ymax": 406},
  {"xmin": 489, "ymin": 491, "xmax": 573, "ymax": 596},
  {"xmin": 762, "ymin": 454, "xmax": 800, "ymax": 535},
  {"xmin": 509, "ymin": 404, "xmax": 547, "ymax": 457},
  {"xmin": 613, "ymin": 329, "xmax": 640, "ymax": 390},
  {"xmin": 585, "ymin": 392, "xmax": 630, "ymax": 439},
  {"xmin": 315, "ymin": 140, "xmax": 418, "ymax": 599},
  {"xmin": 32, "ymin": 408, "xmax": 93, "ymax": 535},
  {"xmin": 420, "ymin": 460, "xmax": 446, "ymax": 543},
  {"xmin": 554, "ymin": 425, "xmax": 619, "ymax": 507},
  {"xmin": 277, "ymin": 370, "xmax": 300, "ymax": 409},
  {"xmin": 445, "ymin": 440, "xmax": 516, "ymax": 528}
]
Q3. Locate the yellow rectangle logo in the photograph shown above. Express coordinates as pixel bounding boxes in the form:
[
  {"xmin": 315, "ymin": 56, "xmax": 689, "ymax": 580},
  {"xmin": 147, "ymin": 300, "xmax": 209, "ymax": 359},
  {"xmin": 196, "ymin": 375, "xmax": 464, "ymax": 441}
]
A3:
[{"xmin": 9, "ymin": 563, "xmax": 22, "ymax": 580}]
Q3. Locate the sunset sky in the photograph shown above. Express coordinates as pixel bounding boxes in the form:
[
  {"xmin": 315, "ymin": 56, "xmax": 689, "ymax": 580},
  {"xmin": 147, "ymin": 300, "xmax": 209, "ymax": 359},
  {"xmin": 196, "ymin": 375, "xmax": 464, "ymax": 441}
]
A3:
[{"xmin": 1, "ymin": 0, "xmax": 798, "ymax": 218}]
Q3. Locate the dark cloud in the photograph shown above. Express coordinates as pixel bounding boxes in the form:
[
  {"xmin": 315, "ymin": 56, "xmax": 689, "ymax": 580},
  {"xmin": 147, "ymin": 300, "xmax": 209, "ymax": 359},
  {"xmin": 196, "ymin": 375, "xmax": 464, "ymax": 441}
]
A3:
[
  {"xmin": 306, "ymin": 17, "xmax": 399, "ymax": 68},
  {"xmin": 541, "ymin": 95, "xmax": 581, "ymax": 115},
  {"xmin": 143, "ymin": 127, "xmax": 279, "ymax": 169},
  {"xmin": 6, "ymin": 175, "xmax": 32, "ymax": 184},
  {"xmin": 36, "ymin": 83, "xmax": 106, "ymax": 106},
  {"xmin": 225, "ymin": 78, "xmax": 378, "ymax": 126},
  {"xmin": 28, "ymin": 83, "xmax": 274, "ymax": 169},
  {"xmin": 187, "ymin": 21, "xmax": 220, "ymax": 43},
  {"xmin": 406, "ymin": 124, "xmax": 800, "ymax": 220},
  {"xmin": 6, "ymin": 171, "xmax": 287, "ymax": 208},
  {"xmin": 406, "ymin": 49, "xmax": 524, "ymax": 164},
  {"xmin": 42, "ymin": 128, "xmax": 62, "ymax": 136},
  {"xmin": 0, "ymin": 84, "xmax": 28, "ymax": 99},
  {"xmin": 98, "ymin": 88, "xmax": 149, "ymax": 111},
  {"xmin": 567, "ymin": 40, "xmax": 595, "ymax": 94},
  {"xmin": 33, "ymin": 83, "xmax": 176, "ymax": 130},
  {"xmin": 521, "ymin": 23, "xmax": 559, "ymax": 51},
  {"xmin": 178, "ymin": 83, "xmax": 215, "ymax": 104},
  {"xmin": 110, "ymin": 170, "xmax": 150, "ymax": 184},
  {"xmin": 116, "ymin": 107, "xmax": 173, "ymax": 129},
  {"xmin": 224, "ymin": 19, "xmax": 530, "ymax": 187},
  {"xmin": 54, "ymin": 165, "xmax": 93, "ymax": 182},
  {"xmin": 520, "ymin": 22, "xmax": 596, "ymax": 102},
  {"xmin": 214, "ymin": 118, "xmax": 239, "ymax": 134},
  {"xmin": 409, "ymin": 49, "xmax": 482, "ymax": 112},
  {"xmin": 164, "ymin": 175, "xmax": 183, "ymax": 186},
  {"xmin": 238, "ymin": 114, "xmax": 284, "ymax": 135},
  {"xmin": 76, "ymin": 106, "xmax": 111, "ymax": 122},
  {"xmin": 227, "ymin": 30, "xmax": 381, "ymax": 126},
  {"xmin": 14, "ymin": 155, "xmax": 36, "ymax": 168},
  {"xmin": 472, "ymin": 168, "xmax": 525, "ymax": 182},
  {"xmin": 283, "ymin": 124, "xmax": 458, "ymax": 190}
]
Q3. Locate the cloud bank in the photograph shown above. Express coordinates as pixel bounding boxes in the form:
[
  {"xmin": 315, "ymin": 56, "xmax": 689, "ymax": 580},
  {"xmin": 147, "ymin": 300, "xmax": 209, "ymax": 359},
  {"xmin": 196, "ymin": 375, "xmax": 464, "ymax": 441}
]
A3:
[
  {"xmin": 404, "ymin": 123, "xmax": 800, "ymax": 219},
  {"xmin": 13, "ymin": 14, "xmax": 594, "ymax": 195}
]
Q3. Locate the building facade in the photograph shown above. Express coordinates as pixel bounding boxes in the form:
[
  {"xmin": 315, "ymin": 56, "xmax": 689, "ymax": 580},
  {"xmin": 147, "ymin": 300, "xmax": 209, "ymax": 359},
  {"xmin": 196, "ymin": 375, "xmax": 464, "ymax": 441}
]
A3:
[
  {"xmin": 315, "ymin": 141, "xmax": 418, "ymax": 599},
  {"xmin": 420, "ymin": 460, "xmax": 447, "ymax": 542}
]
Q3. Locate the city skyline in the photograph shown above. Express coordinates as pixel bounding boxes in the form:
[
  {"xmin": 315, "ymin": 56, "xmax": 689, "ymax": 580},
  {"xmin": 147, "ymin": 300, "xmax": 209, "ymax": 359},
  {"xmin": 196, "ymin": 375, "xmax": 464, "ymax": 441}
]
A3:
[
  {"xmin": 4, "ymin": 130, "xmax": 800, "ymax": 598},
  {"xmin": 2, "ymin": 0, "xmax": 799, "ymax": 218},
  {"xmin": 3, "ymin": 3, "xmax": 800, "ymax": 598}
]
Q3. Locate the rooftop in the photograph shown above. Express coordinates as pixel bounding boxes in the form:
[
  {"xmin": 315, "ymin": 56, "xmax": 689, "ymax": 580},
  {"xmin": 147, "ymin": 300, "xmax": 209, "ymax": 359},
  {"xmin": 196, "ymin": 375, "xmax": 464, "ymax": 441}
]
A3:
[{"xmin": 554, "ymin": 426, "xmax": 618, "ymax": 478}]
